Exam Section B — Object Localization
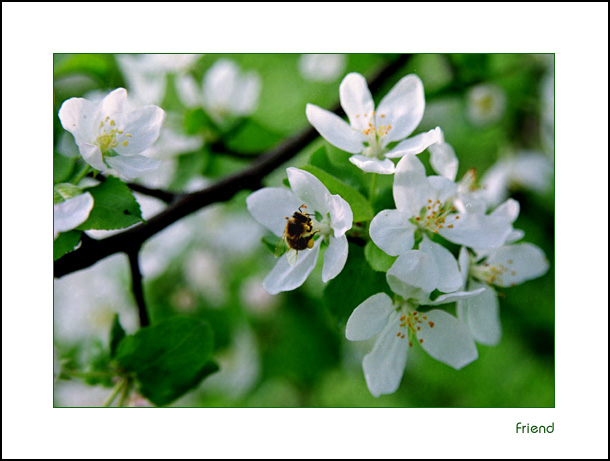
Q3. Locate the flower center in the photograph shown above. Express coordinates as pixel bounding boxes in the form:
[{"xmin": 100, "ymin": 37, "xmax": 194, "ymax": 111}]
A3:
[
  {"xmin": 312, "ymin": 211, "xmax": 332, "ymax": 238},
  {"xmin": 413, "ymin": 198, "xmax": 460, "ymax": 234},
  {"xmin": 470, "ymin": 260, "xmax": 517, "ymax": 286},
  {"xmin": 96, "ymin": 116, "xmax": 131, "ymax": 153},
  {"xmin": 395, "ymin": 308, "xmax": 435, "ymax": 347},
  {"xmin": 355, "ymin": 111, "xmax": 392, "ymax": 159}
]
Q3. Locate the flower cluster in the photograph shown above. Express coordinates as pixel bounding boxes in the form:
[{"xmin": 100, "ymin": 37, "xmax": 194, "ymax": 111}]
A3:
[{"xmin": 247, "ymin": 71, "xmax": 550, "ymax": 398}]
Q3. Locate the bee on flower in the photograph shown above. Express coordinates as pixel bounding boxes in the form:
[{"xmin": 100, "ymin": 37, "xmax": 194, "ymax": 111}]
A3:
[{"xmin": 246, "ymin": 168, "xmax": 353, "ymax": 294}]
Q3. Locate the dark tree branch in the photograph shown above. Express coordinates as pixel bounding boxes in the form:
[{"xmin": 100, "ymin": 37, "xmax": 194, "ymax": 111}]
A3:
[
  {"xmin": 125, "ymin": 182, "xmax": 178, "ymax": 204},
  {"xmin": 208, "ymin": 140, "xmax": 262, "ymax": 160},
  {"xmin": 127, "ymin": 247, "xmax": 150, "ymax": 327},
  {"xmin": 54, "ymin": 54, "xmax": 412, "ymax": 279},
  {"xmin": 94, "ymin": 173, "xmax": 179, "ymax": 204}
]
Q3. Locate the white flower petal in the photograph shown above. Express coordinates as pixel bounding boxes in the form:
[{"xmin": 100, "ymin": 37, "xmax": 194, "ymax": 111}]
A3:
[
  {"xmin": 339, "ymin": 72, "xmax": 374, "ymax": 131},
  {"xmin": 490, "ymin": 198, "xmax": 520, "ymax": 224},
  {"xmin": 174, "ymin": 73, "xmax": 202, "ymax": 108},
  {"xmin": 362, "ymin": 311, "xmax": 408, "ymax": 397},
  {"xmin": 457, "ymin": 281, "xmax": 502, "ymax": 346},
  {"xmin": 419, "ymin": 236, "xmax": 463, "ymax": 293},
  {"xmin": 369, "ymin": 209, "xmax": 416, "ymax": 256},
  {"xmin": 203, "ymin": 59, "xmax": 239, "ymax": 112},
  {"xmin": 306, "ymin": 104, "xmax": 365, "ymax": 154},
  {"xmin": 393, "ymin": 154, "xmax": 434, "ymax": 214},
  {"xmin": 345, "ymin": 293, "xmax": 395, "ymax": 341},
  {"xmin": 105, "ymin": 155, "xmax": 160, "ymax": 179},
  {"xmin": 375, "ymin": 74, "xmax": 425, "ymax": 143},
  {"xmin": 113, "ymin": 105, "xmax": 166, "ymax": 156},
  {"xmin": 385, "ymin": 127, "xmax": 443, "ymax": 158},
  {"xmin": 416, "ymin": 310, "xmax": 478, "ymax": 370},
  {"xmin": 439, "ymin": 212, "xmax": 513, "ymax": 250},
  {"xmin": 505, "ymin": 229, "xmax": 525, "ymax": 244},
  {"xmin": 263, "ymin": 240, "xmax": 321, "ymax": 294},
  {"xmin": 322, "ymin": 235, "xmax": 349, "ymax": 283},
  {"xmin": 387, "ymin": 251, "xmax": 437, "ymax": 302},
  {"xmin": 299, "ymin": 54, "xmax": 346, "ymax": 83},
  {"xmin": 429, "ymin": 140, "xmax": 459, "ymax": 181},
  {"xmin": 58, "ymin": 97, "xmax": 97, "ymax": 142},
  {"xmin": 458, "ymin": 246, "xmax": 471, "ymax": 287},
  {"xmin": 54, "ymin": 192, "xmax": 94, "ymax": 235},
  {"xmin": 287, "ymin": 167, "xmax": 331, "ymax": 215},
  {"xmin": 100, "ymin": 88, "xmax": 128, "ymax": 118},
  {"xmin": 326, "ymin": 194, "xmax": 353, "ymax": 238},
  {"xmin": 348, "ymin": 155, "xmax": 395, "ymax": 174},
  {"xmin": 428, "ymin": 175, "xmax": 458, "ymax": 204},
  {"xmin": 484, "ymin": 243, "xmax": 550, "ymax": 287},
  {"xmin": 231, "ymin": 71, "xmax": 261, "ymax": 116},
  {"xmin": 76, "ymin": 142, "xmax": 106, "ymax": 171},
  {"xmin": 480, "ymin": 161, "xmax": 510, "ymax": 208},
  {"xmin": 428, "ymin": 287, "xmax": 486, "ymax": 305},
  {"xmin": 246, "ymin": 187, "xmax": 301, "ymax": 237}
]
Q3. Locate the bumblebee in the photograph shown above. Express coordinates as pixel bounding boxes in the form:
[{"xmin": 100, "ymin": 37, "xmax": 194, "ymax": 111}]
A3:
[{"xmin": 275, "ymin": 205, "xmax": 318, "ymax": 266}]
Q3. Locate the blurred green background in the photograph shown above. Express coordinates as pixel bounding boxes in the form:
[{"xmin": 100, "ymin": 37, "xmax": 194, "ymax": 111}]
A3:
[{"xmin": 53, "ymin": 53, "xmax": 554, "ymax": 407}]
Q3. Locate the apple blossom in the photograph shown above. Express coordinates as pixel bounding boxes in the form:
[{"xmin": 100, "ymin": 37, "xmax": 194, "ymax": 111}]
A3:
[
  {"xmin": 116, "ymin": 53, "xmax": 202, "ymax": 105},
  {"xmin": 246, "ymin": 168, "xmax": 353, "ymax": 294},
  {"xmin": 480, "ymin": 151, "xmax": 554, "ymax": 208},
  {"xmin": 306, "ymin": 72, "xmax": 442, "ymax": 174},
  {"xmin": 456, "ymin": 243, "xmax": 549, "ymax": 346},
  {"xmin": 298, "ymin": 54, "xmax": 346, "ymax": 83},
  {"xmin": 369, "ymin": 154, "xmax": 514, "ymax": 256},
  {"xmin": 58, "ymin": 88, "xmax": 166, "ymax": 179},
  {"xmin": 346, "ymin": 242, "xmax": 483, "ymax": 397},
  {"xmin": 176, "ymin": 59, "xmax": 261, "ymax": 126},
  {"xmin": 466, "ymin": 83, "xmax": 506, "ymax": 126}
]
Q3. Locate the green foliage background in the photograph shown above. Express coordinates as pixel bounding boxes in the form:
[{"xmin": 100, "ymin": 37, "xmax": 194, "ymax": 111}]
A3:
[{"xmin": 53, "ymin": 53, "xmax": 554, "ymax": 407}]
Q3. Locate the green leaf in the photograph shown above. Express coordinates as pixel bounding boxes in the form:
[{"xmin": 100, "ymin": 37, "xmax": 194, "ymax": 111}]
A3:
[
  {"xmin": 262, "ymin": 232, "xmax": 280, "ymax": 254},
  {"xmin": 53, "ymin": 152, "xmax": 76, "ymax": 185},
  {"xmin": 77, "ymin": 176, "xmax": 143, "ymax": 230},
  {"xmin": 364, "ymin": 240, "xmax": 397, "ymax": 272},
  {"xmin": 83, "ymin": 339, "xmax": 113, "ymax": 387},
  {"xmin": 299, "ymin": 165, "xmax": 374, "ymax": 223},
  {"xmin": 53, "ymin": 230, "xmax": 82, "ymax": 261},
  {"xmin": 225, "ymin": 119, "xmax": 282, "ymax": 153},
  {"xmin": 184, "ymin": 108, "xmax": 214, "ymax": 135},
  {"xmin": 53, "ymin": 182, "xmax": 83, "ymax": 204},
  {"xmin": 115, "ymin": 316, "xmax": 216, "ymax": 406},
  {"xmin": 323, "ymin": 243, "xmax": 392, "ymax": 326},
  {"xmin": 170, "ymin": 151, "xmax": 209, "ymax": 190},
  {"xmin": 109, "ymin": 314, "xmax": 126, "ymax": 359},
  {"xmin": 309, "ymin": 145, "xmax": 368, "ymax": 194}
]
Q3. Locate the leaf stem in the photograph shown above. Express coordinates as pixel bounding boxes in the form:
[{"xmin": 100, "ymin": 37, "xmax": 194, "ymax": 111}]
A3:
[
  {"xmin": 71, "ymin": 164, "xmax": 91, "ymax": 186},
  {"xmin": 118, "ymin": 379, "xmax": 132, "ymax": 407},
  {"xmin": 369, "ymin": 173, "xmax": 378, "ymax": 201},
  {"xmin": 103, "ymin": 379, "xmax": 125, "ymax": 407}
]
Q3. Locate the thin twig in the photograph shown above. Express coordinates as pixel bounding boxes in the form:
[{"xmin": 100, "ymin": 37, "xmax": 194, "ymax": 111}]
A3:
[
  {"xmin": 54, "ymin": 55, "xmax": 412, "ymax": 279},
  {"xmin": 127, "ymin": 247, "xmax": 149, "ymax": 327}
]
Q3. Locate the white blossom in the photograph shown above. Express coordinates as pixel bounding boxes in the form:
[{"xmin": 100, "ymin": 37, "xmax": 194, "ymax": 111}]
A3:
[
  {"xmin": 481, "ymin": 151, "xmax": 554, "ymax": 208},
  {"xmin": 466, "ymin": 83, "xmax": 506, "ymax": 126},
  {"xmin": 58, "ymin": 88, "xmax": 165, "ymax": 179},
  {"xmin": 457, "ymin": 243, "xmax": 549, "ymax": 346},
  {"xmin": 246, "ymin": 168, "xmax": 353, "ymax": 294},
  {"xmin": 176, "ymin": 59, "xmax": 261, "ymax": 126},
  {"xmin": 298, "ymin": 54, "xmax": 346, "ymax": 82},
  {"xmin": 370, "ymin": 154, "xmax": 514, "ymax": 255},
  {"xmin": 306, "ymin": 72, "xmax": 441, "ymax": 174},
  {"xmin": 346, "ymin": 244, "xmax": 483, "ymax": 397}
]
